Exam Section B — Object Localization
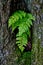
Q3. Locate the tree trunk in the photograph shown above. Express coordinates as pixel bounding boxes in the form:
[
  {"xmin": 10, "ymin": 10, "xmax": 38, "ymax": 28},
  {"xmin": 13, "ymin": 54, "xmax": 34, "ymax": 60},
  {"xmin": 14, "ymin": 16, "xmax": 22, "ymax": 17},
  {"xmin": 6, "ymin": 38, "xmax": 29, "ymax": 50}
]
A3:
[
  {"xmin": 0, "ymin": 0, "xmax": 16, "ymax": 65},
  {"xmin": 31, "ymin": 0, "xmax": 43, "ymax": 65},
  {"xmin": 0, "ymin": 0, "xmax": 43, "ymax": 65}
]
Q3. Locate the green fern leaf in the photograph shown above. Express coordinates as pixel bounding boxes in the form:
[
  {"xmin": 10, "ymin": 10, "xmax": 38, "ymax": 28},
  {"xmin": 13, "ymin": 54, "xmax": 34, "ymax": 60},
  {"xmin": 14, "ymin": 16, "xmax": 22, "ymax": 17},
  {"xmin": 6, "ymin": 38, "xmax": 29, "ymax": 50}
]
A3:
[
  {"xmin": 18, "ymin": 22, "xmax": 29, "ymax": 36},
  {"xmin": 15, "ymin": 11, "xmax": 22, "ymax": 19},
  {"xmin": 18, "ymin": 10, "xmax": 26, "ymax": 17},
  {"xmin": 26, "ymin": 29, "xmax": 31, "ymax": 37},
  {"xmin": 8, "ymin": 10, "xmax": 35, "ymax": 52},
  {"xmin": 27, "ymin": 13, "xmax": 35, "ymax": 21},
  {"xmin": 27, "ymin": 19, "xmax": 33, "ymax": 26},
  {"xmin": 18, "ymin": 44, "xmax": 24, "ymax": 52}
]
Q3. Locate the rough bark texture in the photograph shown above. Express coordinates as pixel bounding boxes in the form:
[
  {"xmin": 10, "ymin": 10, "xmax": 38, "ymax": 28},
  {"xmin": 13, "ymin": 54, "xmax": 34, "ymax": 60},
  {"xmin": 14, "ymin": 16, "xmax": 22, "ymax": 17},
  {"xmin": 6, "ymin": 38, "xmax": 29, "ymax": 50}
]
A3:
[
  {"xmin": 0, "ymin": 0, "xmax": 16, "ymax": 65},
  {"xmin": 31, "ymin": 0, "xmax": 43, "ymax": 65},
  {"xmin": 0, "ymin": 0, "xmax": 43, "ymax": 65}
]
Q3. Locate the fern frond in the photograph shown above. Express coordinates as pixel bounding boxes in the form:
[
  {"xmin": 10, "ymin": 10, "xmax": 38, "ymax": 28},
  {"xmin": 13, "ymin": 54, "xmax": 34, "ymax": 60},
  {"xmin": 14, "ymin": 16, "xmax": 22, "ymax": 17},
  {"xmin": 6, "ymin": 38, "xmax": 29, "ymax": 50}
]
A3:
[
  {"xmin": 18, "ymin": 44, "xmax": 24, "ymax": 52},
  {"xmin": 27, "ymin": 13, "xmax": 35, "ymax": 20},
  {"xmin": 8, "ymin": 10, "xmax": 35, "ymax": 52},
  {"xmin": 16, "ymin": 33, "xmax": 28, "ymax": 52},
  {"xmin": 18, "ymin": 22, "xmax": 29, "ymax": 36},
  {"xmin": 18, "ymin": 10, "xmax": 26, "ymax": 17},
  {"xmin": 26, "ymin": 19, "xmax": 33, "ymax": 26}
]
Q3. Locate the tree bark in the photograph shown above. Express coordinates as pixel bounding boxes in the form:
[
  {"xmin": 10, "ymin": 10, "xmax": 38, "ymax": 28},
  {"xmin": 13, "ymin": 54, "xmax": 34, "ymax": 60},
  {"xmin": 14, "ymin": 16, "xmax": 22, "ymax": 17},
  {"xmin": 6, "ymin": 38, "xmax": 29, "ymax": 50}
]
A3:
[
  {"xmin": 0, "ymin": 0, "xmax": 43, "ymax": 65},
  {"xmin": 31, "ymin": 0, "xmax": 43, "ymax": 65}
]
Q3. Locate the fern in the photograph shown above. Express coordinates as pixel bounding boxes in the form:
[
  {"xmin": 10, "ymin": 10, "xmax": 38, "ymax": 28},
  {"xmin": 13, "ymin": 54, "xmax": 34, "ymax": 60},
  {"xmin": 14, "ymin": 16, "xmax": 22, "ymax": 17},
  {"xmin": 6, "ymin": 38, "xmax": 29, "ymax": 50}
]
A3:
[{"xmin": 8, "ymin": 10, "xmax": 35, "ymax": 52}]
